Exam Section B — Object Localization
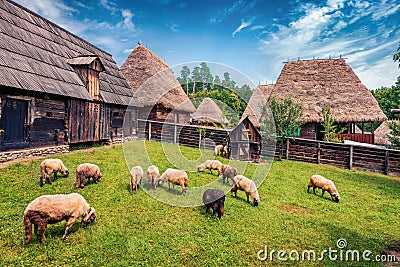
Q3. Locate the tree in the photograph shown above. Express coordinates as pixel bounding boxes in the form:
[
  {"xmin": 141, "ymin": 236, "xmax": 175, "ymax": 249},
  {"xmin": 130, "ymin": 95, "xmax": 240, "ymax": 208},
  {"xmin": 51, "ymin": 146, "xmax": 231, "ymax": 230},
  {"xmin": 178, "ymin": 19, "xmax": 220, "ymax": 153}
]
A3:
[
  {"xmin": 261, "ymin": 96, "xmax": 303, "ymax": 160},
  {"xmin": 321, "ymin": 106, "xmax": 345, "ymax": 142},
  {"xmin": 191, "ymin": 66, "xmax": 201, "ymax": 93},
  {"xmin": 179, "ymin": 66, "xmax": 190, "ymax": 95},
  {"xmin": 387, "ymin": 121, "xmax": 400, "ymax": 148},
  {"xmin": 371, "ymin": 78, "xmax": 400, "ymax": 120},
  {"xmin": 200, "ymin": 62, "xmax": 213, "ymax": 91},
  {"xmin": 394, "ymin": 42, "xmax": 400, "ymax": 68}
]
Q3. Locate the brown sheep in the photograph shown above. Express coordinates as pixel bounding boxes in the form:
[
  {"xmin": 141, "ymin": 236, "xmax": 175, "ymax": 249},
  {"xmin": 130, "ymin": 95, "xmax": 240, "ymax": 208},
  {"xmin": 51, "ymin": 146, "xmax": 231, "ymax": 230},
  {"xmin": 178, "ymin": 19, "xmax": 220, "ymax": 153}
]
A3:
[
  {"xmin": 214, "ymin": 145, "xmax": 224, "ymax": 156},
  {"xmin": 203, "ymin": 189, "xmax": 225, "ymax": 219},
  {"xmin": 307, "ymin": 174, "xmax": 340, "ymax": 202},
  {"xmin": 75, "ymin": 163, "xmax": 102, "ymax": 189},
  {"xmin": 39, "ymin": 159, "xmax": 69, "ymax": 187},
  {"xmin": 197, "ymin": 160, "xmax": 223, "ymax": 176},
  {"xmin": 230, "ymin": 175, "xmax": 261, "ymax": 206},
  {"xmin": 158, "ymin": 168, "xmax": 188, "ymax": 195},
  {"xmin": 221, "ymin": 165, "xmax": 237, "ymax": 184},
  {"xmin": 130, "ymin": 166, "xmax": 144, "ymax": 192},
  {"xmin": 24, "ymin": 193, "xmax": 96, "ymax": 244},
  {"xmin": 146, "ymin": 165, "xmax": 160, "ymax": 190}
]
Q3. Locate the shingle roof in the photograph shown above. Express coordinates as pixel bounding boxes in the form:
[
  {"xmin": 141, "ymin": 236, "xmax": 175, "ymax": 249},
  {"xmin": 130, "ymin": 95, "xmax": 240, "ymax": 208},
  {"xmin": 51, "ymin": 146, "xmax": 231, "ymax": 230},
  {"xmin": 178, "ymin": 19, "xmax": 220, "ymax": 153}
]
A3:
[{"xmin": 0, "ymin": 0, "xmax": 141, "ymax": 107}]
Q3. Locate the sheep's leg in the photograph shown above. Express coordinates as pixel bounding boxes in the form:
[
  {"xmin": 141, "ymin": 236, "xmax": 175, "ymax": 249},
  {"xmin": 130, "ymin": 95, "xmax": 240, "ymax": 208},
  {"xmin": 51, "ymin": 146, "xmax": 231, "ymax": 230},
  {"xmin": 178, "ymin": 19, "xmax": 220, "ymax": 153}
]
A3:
[
  {"xmin": 153, "ymin": 175, "xmax": 156, "ymax": 190},
  {"xmin": 45, "ymin": 170, "xmax": 52, "ymax": 185},
  {"xmin": 130, "ymin": 177, "xmax": 133, "ymax": 192},
  {"xmin": 246, "ymin": 193, "xmax": 250, "ymax": 203},
  {"xmin": 62, "ymin": 217, "xmax": 76, "ymax": 241},
  {"xmin": 321, "ymin": 190, "xmax": 325, "ymax": 197},
  {"xmin": 37, "ymin": 223, "xmax": 47, "ymax": 243},
  {"xmin": 168, "ymin": 181, "xmax": 171, "ymax": 190},
  {"xmin": 313, "ymin": 186, "xmax": 316, "ymax": 194},
  {"xmin": 53, "ymin": 172, "xmax": 58, "ymax": 182},
  {"xmin": 34, "ymin": 224, "xmax": 38, "ymax": 237},
  {"xmin": 205, "ymin": 205, "xmax": 209, "ymax": 213},
  {"xmin": 307, "ymin": 186, "xmax": 311, "ymax": 193}
]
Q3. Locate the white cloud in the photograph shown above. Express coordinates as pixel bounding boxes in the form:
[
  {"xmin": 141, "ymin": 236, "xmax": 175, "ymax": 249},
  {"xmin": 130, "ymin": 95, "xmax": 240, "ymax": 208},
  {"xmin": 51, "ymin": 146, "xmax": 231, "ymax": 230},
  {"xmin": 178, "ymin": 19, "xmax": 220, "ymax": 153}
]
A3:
[
  {"xmin": 121, "ymin": 9, "xmax": 135, "ymax": 31},
  {"xmin": 165, "ymin": 23, "xmax": 179, "ymax": 32},
  {"xmin": 232, "ymin": 19, "xmax": 252, "ymax": 37},
  {"xmin": 100, "ymin": 0, "xmax": 118, "ymax": 14}
]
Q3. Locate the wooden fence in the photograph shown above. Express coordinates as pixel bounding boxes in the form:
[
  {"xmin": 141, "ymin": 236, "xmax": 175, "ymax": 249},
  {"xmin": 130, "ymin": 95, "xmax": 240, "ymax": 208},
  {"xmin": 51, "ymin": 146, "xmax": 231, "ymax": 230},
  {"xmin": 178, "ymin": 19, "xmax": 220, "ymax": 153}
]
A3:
[{"xmin": 281, "ymin": 138, "xmax": 400, "ymax": 176}]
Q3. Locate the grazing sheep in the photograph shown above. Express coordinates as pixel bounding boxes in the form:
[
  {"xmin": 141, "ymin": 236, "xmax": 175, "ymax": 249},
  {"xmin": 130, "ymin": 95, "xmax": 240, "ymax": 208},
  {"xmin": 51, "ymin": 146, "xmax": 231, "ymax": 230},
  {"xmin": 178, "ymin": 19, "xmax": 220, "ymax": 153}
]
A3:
[
  {"xmin": 197, "ymin": 160, "xmax": 223, "ymax": 176},
  {"xmin": 221, "ymin": 165, "xmax": 237, "ymax": 184},
  {"xmin": 24, "ymin": 193, "xmax": 96, "ymax": 244},
  {"xmin": 130, "ymin": 166, "xmax": 144, "ymax": 192},
  {"xmin": 307, "ymin": 174, "xmax": 340, "ymax": 203},
  {"xmin": 75, "ymin": 163, "xmax": 102, "ymax": 189},
  {"xmin": 39, "ymin": 159, "xmax": 69, "ymax": 187},
  {"xmin": 158, "ymin": 168, "xmax": 188, "ymax": 195},
  {"xmin": 203, "ymin": 189, "xmax": 225, "ymax": 219},
  {"xmin": 230, "ymin": 175, "xmax": 260, "ymax": 206},
  {"xmin": 214, "ymin": 145, "xmax": 224, "ymax": 156},
  {"xmin": 146, "ymin": 165, "xmax": 160, "ymax": 190},
  {"xmin": 223, "ymin": 145, "xmax": 228, "ymax": 156}
]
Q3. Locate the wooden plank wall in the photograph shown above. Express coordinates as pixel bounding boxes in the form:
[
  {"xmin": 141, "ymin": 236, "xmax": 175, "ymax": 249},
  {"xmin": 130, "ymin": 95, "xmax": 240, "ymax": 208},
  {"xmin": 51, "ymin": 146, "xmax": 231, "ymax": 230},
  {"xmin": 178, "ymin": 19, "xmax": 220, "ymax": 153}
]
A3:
[{"xmin": 272, "ymin": 138, "xmax": 400, "ymax": 176}]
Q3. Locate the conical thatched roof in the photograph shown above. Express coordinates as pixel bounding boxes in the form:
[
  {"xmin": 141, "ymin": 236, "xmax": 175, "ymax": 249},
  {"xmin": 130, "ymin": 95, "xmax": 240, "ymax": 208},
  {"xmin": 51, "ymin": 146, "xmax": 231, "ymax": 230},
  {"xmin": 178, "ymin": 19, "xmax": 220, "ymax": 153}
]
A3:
[
  {"xmin": 269, "ymin": 58, "xmax": 387, "ymax": 123},
  {"xmin": 192, "ymin": 98, "xmax": 229, "ymax": 126},
  {"xmin": 241, "ymin": 84, "xmax": 274, "ymax": 128},
  {"xmin": 375, "ymin": 121, "xmax": 399, "ymax": 145},
  {"xmin": 120, "ymin": 45, "xmax": 195, "ymax": 113}
]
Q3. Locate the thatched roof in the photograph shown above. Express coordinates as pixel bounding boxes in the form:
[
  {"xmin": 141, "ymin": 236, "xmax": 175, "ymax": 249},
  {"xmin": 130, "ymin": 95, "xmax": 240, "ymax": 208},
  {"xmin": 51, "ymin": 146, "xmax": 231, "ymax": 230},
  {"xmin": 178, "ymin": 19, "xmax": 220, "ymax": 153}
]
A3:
[
  {"xmin": 269, "ymin": 58, "xmax": 387, "ymax": 123},
  {"xmin": 375, "ymin": 121, "xmax": 399, "ymax": 145},
  {"xmin": 0, "ymin": 0, "xmax": 140, "ymax": 107},
  {"xmin": 191, "ymin": 98, "xmax": 229, "ymax": 126},
  {"xmin": 241, "ymin": 84, "xmax": 274, "ymax": 128},
  {"xmin": 120, "ymin": 45, "xmax": 195, "ymax": 113}
]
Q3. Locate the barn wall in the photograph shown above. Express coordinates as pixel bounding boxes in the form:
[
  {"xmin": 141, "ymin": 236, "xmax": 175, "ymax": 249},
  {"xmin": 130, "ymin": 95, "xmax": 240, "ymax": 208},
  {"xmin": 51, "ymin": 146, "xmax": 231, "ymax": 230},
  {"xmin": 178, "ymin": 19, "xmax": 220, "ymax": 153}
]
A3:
[{"xmin": 300, "ymin": 123, "xmax": 316, "ymax": 139}]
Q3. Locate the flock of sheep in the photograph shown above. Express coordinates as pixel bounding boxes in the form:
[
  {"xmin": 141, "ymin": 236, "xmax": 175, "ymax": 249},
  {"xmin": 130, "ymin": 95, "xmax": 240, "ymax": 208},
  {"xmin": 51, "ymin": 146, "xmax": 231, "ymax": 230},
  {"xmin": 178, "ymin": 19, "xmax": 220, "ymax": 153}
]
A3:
[{"xmin": 23, "ymin": 145, "xmax": 340, "ymax": 244}]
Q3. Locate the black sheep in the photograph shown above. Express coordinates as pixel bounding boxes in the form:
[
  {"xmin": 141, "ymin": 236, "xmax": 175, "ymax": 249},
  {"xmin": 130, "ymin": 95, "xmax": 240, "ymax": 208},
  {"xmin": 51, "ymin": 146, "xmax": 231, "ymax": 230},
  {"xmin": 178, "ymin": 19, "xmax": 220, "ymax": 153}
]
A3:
[{"xmin": 202, "ymin": 189, "xmax": 225, "ymax": 219}]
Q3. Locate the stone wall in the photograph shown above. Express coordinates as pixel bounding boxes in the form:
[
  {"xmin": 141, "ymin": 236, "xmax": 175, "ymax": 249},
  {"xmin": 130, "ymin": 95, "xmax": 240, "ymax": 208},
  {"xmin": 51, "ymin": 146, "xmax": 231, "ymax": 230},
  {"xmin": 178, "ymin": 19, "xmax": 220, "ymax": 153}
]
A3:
[{"xmin": 0, "ymin": 145, "xmax": 69, "ymax": 162}]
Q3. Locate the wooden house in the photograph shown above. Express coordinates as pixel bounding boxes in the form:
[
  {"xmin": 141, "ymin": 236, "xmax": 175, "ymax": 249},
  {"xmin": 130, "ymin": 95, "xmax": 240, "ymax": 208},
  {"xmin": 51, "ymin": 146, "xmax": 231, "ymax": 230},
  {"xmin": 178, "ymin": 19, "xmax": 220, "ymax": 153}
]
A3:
[
  {"xmin": 243, "ymin": 58, "xmax": 387, "ymax": 144},
  {"xmin": 120, "ymin": 45, "xmax": 195, "ymax": 124},
  {"xmin": 0, "ymin": 0, "xmax": 141, "ymax": 151},
  {"xmin": 227, "ymin": 117, "xmax": 262, "ymax": 162},
  {"xmin": 191, "ymin": 97, "xmax": 229, "ymax": 128}
]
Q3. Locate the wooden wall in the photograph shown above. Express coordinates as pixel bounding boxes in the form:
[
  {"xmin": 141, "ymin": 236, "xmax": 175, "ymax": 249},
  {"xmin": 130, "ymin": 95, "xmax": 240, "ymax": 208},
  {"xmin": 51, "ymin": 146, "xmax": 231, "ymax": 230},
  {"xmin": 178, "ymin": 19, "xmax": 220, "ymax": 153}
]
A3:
[{"xmin": 300, "ymin": 123, "xmax": 316, "ymax": 139}]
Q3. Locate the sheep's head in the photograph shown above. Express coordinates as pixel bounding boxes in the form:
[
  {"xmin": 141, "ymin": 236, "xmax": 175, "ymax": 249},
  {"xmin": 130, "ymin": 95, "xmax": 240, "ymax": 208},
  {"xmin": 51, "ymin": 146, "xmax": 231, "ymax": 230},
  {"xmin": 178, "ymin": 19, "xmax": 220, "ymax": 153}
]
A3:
[
  {"xmin": 62, "ymin": 168, "xmax": 69, "ymax": 176},
  {"xmin": 197, "ymin": 164, "xmax": 205, "ymax": 172},
  {"xmin": 82, "ymin": 208, "xmax": 96, "ymax": 224},
  {"xmin": 253, "ymin": 198, "xmax": 260, "ymax": 206},
  {"xmin": 331, "ymin": 193, "xmax": 340, "ymax": 203}
]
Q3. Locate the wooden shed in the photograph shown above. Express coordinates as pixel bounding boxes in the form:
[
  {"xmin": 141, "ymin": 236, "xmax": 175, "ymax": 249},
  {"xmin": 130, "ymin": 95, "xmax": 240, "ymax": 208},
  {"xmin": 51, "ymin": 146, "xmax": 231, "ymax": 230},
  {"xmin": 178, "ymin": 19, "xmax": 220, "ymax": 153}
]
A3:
[
  {"xmin": 243, "ymin": 58, "xmax": 387, "ymax": 144},
  {"xmin": 0, "ymin": 0, "xmax": 142, "ymax": 151},
  {"xmin": 227, "ymin": 117, "xmax": 262, "ymax": 162},
  {"xmin": 120, "ymin": 45, "xmax": 195, "ymax": 124}
]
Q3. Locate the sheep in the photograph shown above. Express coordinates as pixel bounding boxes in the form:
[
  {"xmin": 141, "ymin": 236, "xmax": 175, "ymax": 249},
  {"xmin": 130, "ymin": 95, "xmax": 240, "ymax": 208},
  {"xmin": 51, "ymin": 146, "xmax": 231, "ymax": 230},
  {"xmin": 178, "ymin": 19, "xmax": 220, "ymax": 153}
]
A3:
[
  {"xmin": 158, "ymin": 168, "xmax": 188, "ymax": 195},
  {"xmin": 214, "ymin": 145, "xmax": 224, "ymax": 156},
  {"xmin": 202, "ymin": 189, "xmax": 225, "ymax": 219},
  {"xmin": 75, "ymin": 163, "xmax": 102, "ymax": 189},
  {"xmin": 221, "ymin": 165, "xmax": 237, "ymax": 184},
  {"xmin": 130, "ymin": 166, "xmax": 144, "ymax": 192},
  {"xmin": 24, "ymin": 193, "xmax": 96, "ymax": 244},
  {"xmin": 230, "ymin": 175, "xmax": 261, "ymax": 206},
  {"xmin": 146, "ymin": 165, "xmax": 160, "ymax": 190},
  {"xmin": 39, "ymin": 158, "xmax": 69, "ymax": 187},
  {"xmin": 197, "ymin": 160, "xmax": 223, "ymax": 176},
  {"xmin": 307, "ymin": 174, "xmax": 340, "ymax": 202}
]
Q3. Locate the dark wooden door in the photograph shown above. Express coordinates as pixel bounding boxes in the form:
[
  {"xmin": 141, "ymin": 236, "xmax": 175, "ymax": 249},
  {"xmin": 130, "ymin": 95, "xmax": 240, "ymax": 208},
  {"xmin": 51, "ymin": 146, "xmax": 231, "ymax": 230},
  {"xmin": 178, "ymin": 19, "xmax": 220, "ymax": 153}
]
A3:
[{"xmin": 2, "ymin": 99, "xmax": 27, "ymax": 142}]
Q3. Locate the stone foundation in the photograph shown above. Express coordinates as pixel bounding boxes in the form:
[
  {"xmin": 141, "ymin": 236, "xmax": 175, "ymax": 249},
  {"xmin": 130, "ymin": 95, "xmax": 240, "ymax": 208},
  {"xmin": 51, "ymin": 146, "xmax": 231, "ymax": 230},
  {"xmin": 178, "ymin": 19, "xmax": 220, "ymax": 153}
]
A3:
[{"xmin": 0, "ymin": 145, "xmax": 69, "ymax": 162}]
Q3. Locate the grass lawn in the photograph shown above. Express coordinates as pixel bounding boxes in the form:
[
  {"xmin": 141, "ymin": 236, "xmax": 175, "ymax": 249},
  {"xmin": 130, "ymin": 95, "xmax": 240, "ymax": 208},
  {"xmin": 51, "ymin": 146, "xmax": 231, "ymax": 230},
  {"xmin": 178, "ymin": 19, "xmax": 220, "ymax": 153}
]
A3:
[{"xmin": 0, "ymin": 140, "xmax": 399, "ymax": 266}]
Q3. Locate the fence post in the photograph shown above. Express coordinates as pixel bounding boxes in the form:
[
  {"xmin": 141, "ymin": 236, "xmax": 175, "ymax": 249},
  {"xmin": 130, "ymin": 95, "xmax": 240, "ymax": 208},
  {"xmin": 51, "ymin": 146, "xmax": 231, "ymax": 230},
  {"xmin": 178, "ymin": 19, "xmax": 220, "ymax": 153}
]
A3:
[
  {"xmin": 349, "ymin": 145, "xmax": 353, "ymax": 170},
  {"xmin": 317, "ymin": 142, "xmax": 321, "ymax": 164},
  {"xmin": 174, "ymin": 124, "xmax": 177, "ymax": 144},
  {"xmin": 199, "ymin": 129, "xmax": 202, "ymax": 148},
  {"xmin": 148, "ymin": 121, "xmax": 151, "ymax": 141},
  {"xmin": 285, "ymin": 138, "xmax": 289, "ymax": 160},
  {"xmin": 385, "ymin": 150, "xmax": 389, "ymax": 175}
]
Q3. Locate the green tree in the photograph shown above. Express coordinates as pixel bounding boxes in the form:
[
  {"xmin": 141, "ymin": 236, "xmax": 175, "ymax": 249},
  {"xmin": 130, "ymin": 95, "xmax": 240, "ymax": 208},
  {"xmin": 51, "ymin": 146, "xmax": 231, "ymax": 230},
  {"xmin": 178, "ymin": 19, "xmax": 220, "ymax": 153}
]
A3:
[
  {"xmin": 371, "ymin": 78, "xmax": 400, "ymax": 120},
  {"xmin": 394, "ymin": 42, "xmax": 400, "ymax": 68},
  {"xmin": 179, "ymin": 66, "xmax": 190, "ymax": 95},
  {"xmin": 191, "ymin": 66, "xmax": 201, "ymax": 93},
  {"xmin": 261, "ymin": 95, "xmax": 303, "ymax": 160},
  {"xmin": 321, "ymin": 106, "xmax": 345, "ymax": 142},
  {"xmin": 200, "ymin": 62, "xmax": 213, "ymax": 91},
  {"xmin": 387, "ymin": 121, "xmax": 400, "ymax": 148}
]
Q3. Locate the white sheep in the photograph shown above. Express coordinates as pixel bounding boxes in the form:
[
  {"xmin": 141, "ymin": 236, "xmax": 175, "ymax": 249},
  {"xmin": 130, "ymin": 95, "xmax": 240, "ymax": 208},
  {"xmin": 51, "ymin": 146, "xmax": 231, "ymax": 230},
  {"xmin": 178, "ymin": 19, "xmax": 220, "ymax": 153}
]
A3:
[
  {"xmin": 130, "ymin": 166, "xmax": 144, "ymax": 192},
  {"xmin": 75, "ymin": 163, "xmax": 102, "ymax": 189},
  {"xmin": 146, "ymin": 165, "xmax": 160, "ymax": 190},
  {"xmin": 158, "ymin": 168, "xmax": 188, "ymax": 195},
  {"xmin": 230, "ymin": 175, "xmax": 261, "ymax": 206},
  {"xmin": 24, "ymin": 193, "xmax": 96, "ymax": 243},
  {"xmin": 214, "ymin": 145, "xmax": 228, "ymax": 157},
  {"xmin": 39, "ymin": 158, "xmax": 69, "ymax": 186},
  {"xmin": 197, "ymin": 160, "xmax": 223, "ymax": 176},
  {"xmin": 307, "ymin": 174, "xmax": 340, "ymax": 202}
]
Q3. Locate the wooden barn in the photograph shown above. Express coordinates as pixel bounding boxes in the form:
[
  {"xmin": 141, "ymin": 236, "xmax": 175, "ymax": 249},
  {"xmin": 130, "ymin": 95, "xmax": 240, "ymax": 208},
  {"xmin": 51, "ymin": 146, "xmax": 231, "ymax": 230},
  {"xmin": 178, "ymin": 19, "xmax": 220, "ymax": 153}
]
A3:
[
  {"xmin": 120, "ymin": 45, "xmax": 195, "ymax": 124},
  {"xmin": 191, "ymin": 97, "xmax": 229, "ymax": 128},
  {"xmin": 243, "ymin": 58, "xmax": 387, "ymax": 144},
  {"xmin": 227, "ymin": 117, "xmax": 262, "ymax": 162},
  {"xmin": 0, "ymin": 0, "xmax": 141, "ymax": 151}
]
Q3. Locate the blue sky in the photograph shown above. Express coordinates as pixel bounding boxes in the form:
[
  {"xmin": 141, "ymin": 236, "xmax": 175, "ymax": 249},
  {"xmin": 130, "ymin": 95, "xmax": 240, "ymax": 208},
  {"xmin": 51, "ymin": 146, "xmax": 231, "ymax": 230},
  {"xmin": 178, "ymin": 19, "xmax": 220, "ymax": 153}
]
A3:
[{"xmin": 14, "ymin": 0, "xmax": 400, "ymax": 89}]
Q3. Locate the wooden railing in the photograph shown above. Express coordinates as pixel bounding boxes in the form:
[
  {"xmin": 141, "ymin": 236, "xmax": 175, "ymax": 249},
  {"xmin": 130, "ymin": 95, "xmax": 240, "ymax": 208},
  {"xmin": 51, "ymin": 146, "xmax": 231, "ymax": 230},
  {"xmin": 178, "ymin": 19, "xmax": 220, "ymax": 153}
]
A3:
[{"xmin": 337, "ymin": 133, "xmax": 374, "ymax": 144}]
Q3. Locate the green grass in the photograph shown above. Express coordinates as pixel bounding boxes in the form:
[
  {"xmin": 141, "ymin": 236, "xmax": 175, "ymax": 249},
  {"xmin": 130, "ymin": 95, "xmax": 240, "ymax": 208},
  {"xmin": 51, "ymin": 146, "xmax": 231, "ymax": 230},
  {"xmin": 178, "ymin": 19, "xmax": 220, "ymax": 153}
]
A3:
[{"xmin": 0, "ymin": 140, "xmax": 399, "ymax": 266}]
